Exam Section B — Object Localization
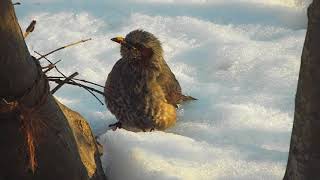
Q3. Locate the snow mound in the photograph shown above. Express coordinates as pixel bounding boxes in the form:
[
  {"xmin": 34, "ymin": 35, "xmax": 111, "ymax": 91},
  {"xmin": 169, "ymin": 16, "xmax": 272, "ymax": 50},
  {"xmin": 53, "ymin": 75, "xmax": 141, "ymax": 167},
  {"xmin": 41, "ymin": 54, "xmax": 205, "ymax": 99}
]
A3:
[{"xmin": 99, "ymin": 129, "xmax": 285, "ymax": 180}]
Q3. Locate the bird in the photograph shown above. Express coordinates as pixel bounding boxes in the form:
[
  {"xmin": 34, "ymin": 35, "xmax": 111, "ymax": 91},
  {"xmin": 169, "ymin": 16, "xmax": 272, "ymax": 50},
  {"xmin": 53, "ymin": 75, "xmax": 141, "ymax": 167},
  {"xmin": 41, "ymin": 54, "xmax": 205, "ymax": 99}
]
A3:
[{"xmin": 104, "ymin": 29, "xmax": 196, "ymax": 132}]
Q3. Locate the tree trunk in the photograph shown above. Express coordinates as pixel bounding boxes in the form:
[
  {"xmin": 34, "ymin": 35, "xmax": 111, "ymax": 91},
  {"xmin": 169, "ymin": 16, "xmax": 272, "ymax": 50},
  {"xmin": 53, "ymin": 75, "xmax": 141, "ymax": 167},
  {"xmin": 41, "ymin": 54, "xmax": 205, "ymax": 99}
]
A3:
[
  {"xmin": 0, "ymin": 1, "xmax": 106, "ymax": 179},
  {"xmin": 57, "ymin": 101, "xmax": 106, "ymax": 180},
  {"xmin": 284, "ymin": 1, "xmax": 320, "ymax": 179}
]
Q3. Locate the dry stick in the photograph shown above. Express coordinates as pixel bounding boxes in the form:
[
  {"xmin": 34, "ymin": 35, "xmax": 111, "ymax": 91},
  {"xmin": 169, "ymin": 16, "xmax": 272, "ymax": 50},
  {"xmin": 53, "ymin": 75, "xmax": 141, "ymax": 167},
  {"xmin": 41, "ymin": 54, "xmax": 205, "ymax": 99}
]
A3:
[
  {"xmin": 36, "ymin": 38, "xmax": 92, "ymax": 61},
  {"xmin": 34, "ymin": 51, "xmax": 104, "ymax": 105},
  {"xmin": 34, "ymin": 51, "xmax": 65, "ymax": 76},
  {"xmin": 48, "ymin": 77, "xmax": 106, "ymax": 105},
  {"xmin": 51, "ymin": 72, "xmax": 79, "ymax": 94},
  {"xmin": 41, "ymin": 64, "xmax": 54, "ymax": 69},
  {"xmin": 42, "ymin": 59, "xmax": 62, "ymax": 69},
  {"xmin": 48, "ymin": 76, "xmax": 104, "ymax": 88},
  {"xmin": 24, "ymin": 20, "xmax": 36, "ymax": 38},
  {"xmin": 49, "ymin": 79, "xmax": 105, "ymax": 96},
  {"xmin": 43, "ymin": 66, "xmax": 55, "ymax": 74},
  {"xmin": 34, "ymin": 51, "xmax": 71, "ymax": 83},
  {"xmin": 49, "ymin": 79, "xmax": 104, "ymax": 105}
]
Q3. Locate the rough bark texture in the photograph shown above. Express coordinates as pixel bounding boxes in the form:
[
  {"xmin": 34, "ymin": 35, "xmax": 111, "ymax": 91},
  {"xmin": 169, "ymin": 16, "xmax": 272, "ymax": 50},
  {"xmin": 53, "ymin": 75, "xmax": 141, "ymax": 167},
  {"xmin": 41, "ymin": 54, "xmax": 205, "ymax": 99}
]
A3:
[
  {"xmin": 58, "ymin": 101, "xmax": 106, "ymax": 180},
  {"xmin": 284, "ymin": 1, "xmax": 320, "ymax": 179},
  {"xmin": 0, "ymin": 1, "xmax": 106, "ymax": 179}
]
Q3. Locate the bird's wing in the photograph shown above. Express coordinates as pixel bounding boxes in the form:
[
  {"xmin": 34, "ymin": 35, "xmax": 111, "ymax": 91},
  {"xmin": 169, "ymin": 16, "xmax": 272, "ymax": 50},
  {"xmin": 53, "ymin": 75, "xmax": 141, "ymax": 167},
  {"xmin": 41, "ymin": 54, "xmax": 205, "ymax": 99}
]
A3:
[
  {"xmin": 104, "ymin": 58, "xmax": 127, "ymax": 105},
  {"xmin": 105, "ymin": 59, "xmax": 125, "ymax": 88},
  {"xmin": 156, "ymin": 61, "xmax": 183, "ymax": 107}
]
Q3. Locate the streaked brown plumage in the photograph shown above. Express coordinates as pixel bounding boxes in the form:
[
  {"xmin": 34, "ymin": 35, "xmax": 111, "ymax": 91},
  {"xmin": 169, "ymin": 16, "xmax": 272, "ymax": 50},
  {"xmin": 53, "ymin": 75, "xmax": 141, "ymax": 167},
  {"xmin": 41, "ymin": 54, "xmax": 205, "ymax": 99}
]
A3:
[{"xmin": 105, "ymin": 30, "xmax": 196, "ymax": 132}]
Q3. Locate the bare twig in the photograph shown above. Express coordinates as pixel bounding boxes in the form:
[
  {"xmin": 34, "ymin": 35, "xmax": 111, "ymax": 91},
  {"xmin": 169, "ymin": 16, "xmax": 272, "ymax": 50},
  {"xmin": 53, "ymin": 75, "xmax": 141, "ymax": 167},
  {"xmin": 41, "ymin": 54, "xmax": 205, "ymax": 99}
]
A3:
[
  {"xmin": 51, "ymin": 72, "xmax": 79, "ymax": 94},
  {"xmin": 36, "ymin": 38, "xmax": 92, "ymax": 60},
  {"xmin": 42, "ymin": 59, "xmax": 62, "ymax": 69},
  {"xmin": 48, "ymin": 76, "xmax": 104, "ymax": 88},
  {"xmin": 42, "ymin": 59, "xmax": 62, "ymax": 74},
  {"xmin": 24, "ymin": 20, "xmax": 36, "ymax": 38},
  {"xmin": 34, "ymin": 48, "xmax": 104, "ymax": 105},
  {"xmin": 49, "ymin": 79, "xmax": 105, "ymax": 96},
  {"xmin": 49, "ymin": 79, "xmax": 104, "ymax": 105},
  {"xmin": 34, "ymin": 51, "xmax": 68, "ymax": 76},
  {"xmin": 42, "ymin": 64, "xmax": 55, "ymax": 69},
  {"xmin": 43, "ymin": 66, "xmax": 55, "ymax": 74}
]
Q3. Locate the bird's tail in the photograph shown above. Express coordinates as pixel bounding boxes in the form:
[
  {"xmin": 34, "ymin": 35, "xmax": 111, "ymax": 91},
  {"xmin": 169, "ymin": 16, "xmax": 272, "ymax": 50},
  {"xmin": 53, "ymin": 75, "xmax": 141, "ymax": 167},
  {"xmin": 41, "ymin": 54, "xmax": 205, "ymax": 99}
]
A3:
[{"xmin": 180, "ymin": 94, "xmax": 197, "ymax": 102}]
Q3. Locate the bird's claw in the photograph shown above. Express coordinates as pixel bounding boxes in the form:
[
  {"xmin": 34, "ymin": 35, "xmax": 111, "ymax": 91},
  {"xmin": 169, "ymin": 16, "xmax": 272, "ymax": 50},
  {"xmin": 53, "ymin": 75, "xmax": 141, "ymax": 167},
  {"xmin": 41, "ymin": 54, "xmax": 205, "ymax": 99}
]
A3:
[{"xmin": 141, "ymin": 127, "xmax": 155, "ymax": 132}]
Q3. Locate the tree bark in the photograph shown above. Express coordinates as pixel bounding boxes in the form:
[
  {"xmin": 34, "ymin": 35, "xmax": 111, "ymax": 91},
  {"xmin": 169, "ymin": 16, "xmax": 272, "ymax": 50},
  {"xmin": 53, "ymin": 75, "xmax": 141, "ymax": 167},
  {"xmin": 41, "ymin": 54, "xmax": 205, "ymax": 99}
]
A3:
[
  {"xmin": 0, "ymin": 1, "xmax": 106, "ymax": 179},
  {"xmin": 284, "ymin": 1, "xmax": 320, "ymax": 179},
  {"xmin": 57, "ymin": 101, "xmax": 106, "ymax": 180}
]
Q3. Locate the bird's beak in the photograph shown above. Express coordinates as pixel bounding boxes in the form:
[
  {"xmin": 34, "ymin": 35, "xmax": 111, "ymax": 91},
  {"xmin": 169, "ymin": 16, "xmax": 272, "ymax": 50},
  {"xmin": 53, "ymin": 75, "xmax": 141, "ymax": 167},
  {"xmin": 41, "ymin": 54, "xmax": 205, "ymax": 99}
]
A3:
[
  {"xmin": 111, "ymin": 36, "xmax": 137, "ymax": 50},
  {"xmin": 111, "ymin": 36, "xmax": 125, "ymax": 44}
]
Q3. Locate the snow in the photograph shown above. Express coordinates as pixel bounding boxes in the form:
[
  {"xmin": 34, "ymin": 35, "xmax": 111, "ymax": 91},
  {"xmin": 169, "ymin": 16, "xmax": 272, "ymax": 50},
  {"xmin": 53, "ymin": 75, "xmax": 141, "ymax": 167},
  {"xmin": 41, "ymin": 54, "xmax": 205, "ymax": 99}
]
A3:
[
  {"xmin": 99, "ymin": 129, "xmax": 286, "ymax": 180},
  {"xmin": 16, "ymin": 0, "xmax": 311, "ymax": 179}
]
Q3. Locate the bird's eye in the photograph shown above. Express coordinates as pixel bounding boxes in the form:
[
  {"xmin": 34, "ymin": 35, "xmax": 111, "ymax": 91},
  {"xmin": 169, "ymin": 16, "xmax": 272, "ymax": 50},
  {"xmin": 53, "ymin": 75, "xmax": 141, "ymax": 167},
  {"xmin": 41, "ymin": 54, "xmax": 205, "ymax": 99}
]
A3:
[
  {"xmin": 123, "ymin": 40, "xmax": 136, "ymax": 50},
  {"xmin": 134, "ymin": 43, "xmax": 149, "ymax": 52}
]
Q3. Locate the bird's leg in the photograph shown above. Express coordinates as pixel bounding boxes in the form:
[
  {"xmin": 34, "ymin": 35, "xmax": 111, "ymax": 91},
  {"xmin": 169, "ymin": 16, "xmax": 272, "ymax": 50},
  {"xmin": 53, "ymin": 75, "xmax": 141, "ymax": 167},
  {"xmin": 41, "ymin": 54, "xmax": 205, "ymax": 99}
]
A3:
[
  {"xmin": 108, "ymin": 121, "xmax": 122, "ymax": 131},
  {"xmin": 141, "ymin": 127, "xmax": 155, "ymax": 132}
]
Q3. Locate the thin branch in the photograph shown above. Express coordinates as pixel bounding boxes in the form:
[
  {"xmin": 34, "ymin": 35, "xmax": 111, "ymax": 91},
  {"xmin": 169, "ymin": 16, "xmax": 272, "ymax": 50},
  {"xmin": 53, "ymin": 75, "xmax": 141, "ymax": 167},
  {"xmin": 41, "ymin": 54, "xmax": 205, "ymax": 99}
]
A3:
[
  {"xmin": 43, "ymin": 66, "xmax": 55, "ymax": 74},
  {"xmin": 42, "ymin": 59, "xmax": 62, "ymax": 69},
  {"xmin": 13, "ymin": 2, "xmax": 21, "ymax": 5},
  {"xmin": 36, "ymin": 38, "xmax": 92, "ymax": 60},
  {"xmin": 51, "ymin": 72, "xmax": 79, "ymax": 94},
  {"xmin": 42, "ymin": 59, "xmax": 62, "ymax": 74},
  {"xmin": 34, "ymin": 51, "xmax": 67, "ymax": 77},
  {"xmin": 49, "ymin": 79, "xmax": 105, "ymax": 96},
  {"xmin": 42, "ymin": 64, "xmax": 54, "ymax": 69},
  {"xmin": 49, "ymin": 79, "xmax": 105, "ymax": 105},
  {"xmin": 34, "ymin": 51, "xmax": 104, "ymax": 105},
  {"xmin": 48, "ymin": 76, "xmax": 104, "ymax": 88}
]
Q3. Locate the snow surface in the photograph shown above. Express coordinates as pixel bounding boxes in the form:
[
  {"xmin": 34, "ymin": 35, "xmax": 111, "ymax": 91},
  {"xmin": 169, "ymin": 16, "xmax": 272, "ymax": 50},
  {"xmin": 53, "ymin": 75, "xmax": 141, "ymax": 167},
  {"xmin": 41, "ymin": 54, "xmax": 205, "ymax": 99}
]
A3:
[{"xmin": 17, "ymin": 0, "xmax": 311, "ymax": 179}]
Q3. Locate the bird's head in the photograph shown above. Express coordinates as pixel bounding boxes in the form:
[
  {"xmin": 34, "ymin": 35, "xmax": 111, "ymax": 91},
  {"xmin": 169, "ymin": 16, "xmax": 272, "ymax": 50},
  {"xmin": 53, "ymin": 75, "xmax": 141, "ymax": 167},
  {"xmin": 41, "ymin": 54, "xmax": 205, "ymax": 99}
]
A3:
[{"xmin": 111, "ymin": 30, "xmax": 163, "ymax": 62}]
